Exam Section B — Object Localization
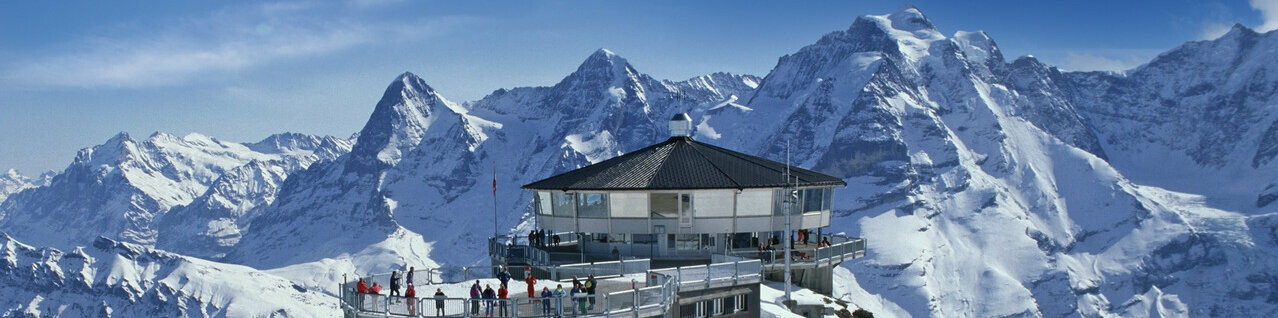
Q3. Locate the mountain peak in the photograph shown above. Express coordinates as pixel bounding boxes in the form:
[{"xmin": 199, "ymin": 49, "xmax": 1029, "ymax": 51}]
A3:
[
  {"xmin": 577, "ymin": 48, "xmax": 630, "ymax": 72},
  {"xmin": 108, "ymin": 131, "xmax": 133, "ymax": 143},
  {"xmin": 1220, "ymin": 22, "xmax": 1257, "ymax": 39},
  {"xmin": 592, "ymin": 48, "xmax": 617, "ymax": 59},
  {"xmin": 350, "ymin": 72, "xmax": 457, "ymax": 167},
  {"xmin": 555, "ymin": 48, "xmax": 639, "ymax": 89},
  {"xmin": 887, "ymin": 4, "xmax": 937, "ymax": 33}
]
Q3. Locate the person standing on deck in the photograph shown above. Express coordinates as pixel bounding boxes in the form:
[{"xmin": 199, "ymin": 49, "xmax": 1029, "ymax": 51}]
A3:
[
  {"xmin": 405, "ymin": 284, "xmax": 417, "ymax": 315},
  {"xmin": 482, "ymin": 284, "xmax": 496, "ymax": 317},
  {"xmin": 553, "ymin": 284, "xmax": 566, "ymax": 316},
  {"xmin": 470, "ymin": 281, "xmax": 482, "ymax": 316},
  {"xmin": 571, "ymin": 283, "xmax": 587, "ymax": 314},
  {"xmin": 497, "ymin": 284, "xmax": 509, "ymax": 317},
  {"xmin": 497, "ymin": 266, "xmax": 512, "ymax": 289},
  {"xmin": 525, "ymin": 273, "xmax": 537, "ymax": 302},
  {"xmin": 585, "ymin": 274, "xmax": 597, "ymax": 310},
  {"xmin": 389, "ymin": 271, "xmax": 401, "ymax": 297},
  {"xmin": 406, "ymin": 267, "xmax": 415, "ymax": 286},
  {"xmin": 434, "ymin": 288, "xmax": 447, "ymax": 316},
  {"xmin": 540, "ymin": 287, "xmax": 553, "ymax": 315}
]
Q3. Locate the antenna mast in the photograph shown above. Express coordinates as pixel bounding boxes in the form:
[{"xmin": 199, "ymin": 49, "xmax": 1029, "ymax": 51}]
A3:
[{"xmin": 784, "ymin": 140, "xmax": 793, "ymax": 303}]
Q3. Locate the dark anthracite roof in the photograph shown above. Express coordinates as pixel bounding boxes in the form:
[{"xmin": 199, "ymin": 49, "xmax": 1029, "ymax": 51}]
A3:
[{"xmin": 523, "ymin": 137, "xmax": 847, "ymax": 191}]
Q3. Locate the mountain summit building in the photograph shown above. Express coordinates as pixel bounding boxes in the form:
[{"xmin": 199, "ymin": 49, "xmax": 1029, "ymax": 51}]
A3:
[
  {"xmin": 523, "ymin": 115, "xmax": 847, "ymax": 262},
  {"xmin": 500, "ymin": 114, "xmax": 863, "ymax": 317}
]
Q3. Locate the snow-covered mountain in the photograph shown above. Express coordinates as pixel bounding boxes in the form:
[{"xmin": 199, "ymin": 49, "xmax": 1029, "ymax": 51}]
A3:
[
  {"xmin": 4, "ymin": 5, "xmax": 1278, "ymax": 317},
  {"xmin": 1062, "ymin": 23, "xmax": 1278, "ymax": 213},
  {"xmin": 0, "ymin": 232, "xmax": 332, "ymax": 316},
  {"xmin": 0, "ymin": 132, "xmax": 350, "ymax": 250},
  {"xmin": 227, "ymin": 53, "xmax": 759, "ymax": 274},
  {"xmin": 0, "ymin": 169, "xmax": 52, "ymax": 204},
  {"xmin": 708, "ymin": 6, "xmax": 1277, "ymax": 317}
]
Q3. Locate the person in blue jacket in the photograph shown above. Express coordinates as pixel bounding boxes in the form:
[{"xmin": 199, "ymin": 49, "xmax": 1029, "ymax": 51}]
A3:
[{"xmin": 540, "ymin": 287, "xmax": 553, "ymax": 315}]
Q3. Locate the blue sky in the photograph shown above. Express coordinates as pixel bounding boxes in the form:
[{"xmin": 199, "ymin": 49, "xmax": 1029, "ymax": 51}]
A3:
[{"xmin": 1, "ymin": 0, "xmax": 1273, "ymax": 175}]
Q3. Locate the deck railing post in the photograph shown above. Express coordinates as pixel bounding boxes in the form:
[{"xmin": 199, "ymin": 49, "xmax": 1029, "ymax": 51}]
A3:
[{"xmin": 704, "ymin": 265, "xmax": 711, "ymax": 289}]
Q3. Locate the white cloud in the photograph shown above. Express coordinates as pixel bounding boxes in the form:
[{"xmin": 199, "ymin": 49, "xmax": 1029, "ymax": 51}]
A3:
[
  {"xmin": 4, "ymin": 3, "xmax": 468, "ymax": 89},
  {"xmin": 1253, "ymin": 0, "xmax": 1278, "ymax": 32}
]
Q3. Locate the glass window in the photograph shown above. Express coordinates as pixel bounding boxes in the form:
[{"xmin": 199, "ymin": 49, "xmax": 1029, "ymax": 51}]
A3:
[
  {"xmin": 650, "ymin": 193, "xmax": 679, "ymax": 218},
  {"xmin": 823, "ymin": 188, "xmax": 833, "ymax": 211},
  {"xmin": 633, "ymin": 234, "xmax": 655, "ymax": 243},
  {"xmin": 675, "ymin": 234, "xmax": 701, "ymax": 250},
  {"xmin": 552, "ymin": 192, "xmax": 575, "ymax": 216},
  {"xmin": 577, "ymin": 193, "xmax": 608, "ymax": 218},
  {"xmin": 536, "ymin": 192, "xmax": 552, "ymax": 215},
  {"xmin": 773, "ymin": 189, "xmax": 800, "ymax": 216},
  {"xmin": 679, "ymin": 193, "xmax": 694, "ymax": 223},
  {"xmin": 804, "ymin": 188, "xmax": 823, "ymax": 212}
]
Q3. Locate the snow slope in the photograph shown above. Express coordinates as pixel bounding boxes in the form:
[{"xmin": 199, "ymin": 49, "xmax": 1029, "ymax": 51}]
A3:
[{"xmin": 0, "ymin": 233, "xmax": 332, "ymax": 317}]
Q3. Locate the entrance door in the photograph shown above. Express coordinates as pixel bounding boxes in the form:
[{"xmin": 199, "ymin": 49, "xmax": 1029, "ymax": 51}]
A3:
[{"xmin": 679, "ymin": 193, "xmax": 693, "ymax": 227}]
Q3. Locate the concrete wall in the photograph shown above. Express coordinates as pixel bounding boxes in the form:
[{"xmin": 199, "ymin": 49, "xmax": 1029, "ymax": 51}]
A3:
[
  {"xmin": 673, "ymin": 283, "xmax": 760, "ymax": 318},
  {"xmin": 763, "ymin": 266, "xmax": 834, "ymax": 295}
]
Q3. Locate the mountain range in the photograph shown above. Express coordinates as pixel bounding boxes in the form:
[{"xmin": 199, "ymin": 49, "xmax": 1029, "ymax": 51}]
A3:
[{"xmin": 2, "ymin": 6, "xmax": 1276, "ymax": 317}]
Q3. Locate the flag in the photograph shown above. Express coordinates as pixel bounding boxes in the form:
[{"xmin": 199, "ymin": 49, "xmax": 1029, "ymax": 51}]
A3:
[{"xmin": 492, "ymin": 166, "xmax": 497, "ymax": 196}]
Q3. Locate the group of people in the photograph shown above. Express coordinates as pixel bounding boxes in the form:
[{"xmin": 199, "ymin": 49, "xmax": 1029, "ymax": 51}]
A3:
[
  {"xmin": 354, "ymin": 266, "xmax": 424, "ymax": 315},
  {"xmin": 351, "ymin": 265, "xmax": 607, "ymax": 317},
  {"xmin": 534, "ymin": 274, "xmax": 597, "ymax": 316},
  {"xmin": 755, "ymin": 232, "xmax": 834, "ymax": 261},
  {"xmin": 527, "ymin": 229, "xmax": 562, "ymax": 247},
  {"xmin": 468, "ymin": 280, "xmax": 510, "ymax": 317}
]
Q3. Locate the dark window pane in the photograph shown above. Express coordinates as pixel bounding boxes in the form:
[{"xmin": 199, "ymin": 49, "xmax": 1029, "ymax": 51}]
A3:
[
  {"xmin": 552, "ymin": 192, "xmax": 575, "ymax": 216},
  {"xmin": 804, "ymin": 189, "xmax": 822, "ymax": 212},
  {"xmin": 650, "ymin": 193, "xmax": 678, "ymax": 218},
  {"xmin": 577, "ymin": 193, "xmax": 608, "ymax": 218}
]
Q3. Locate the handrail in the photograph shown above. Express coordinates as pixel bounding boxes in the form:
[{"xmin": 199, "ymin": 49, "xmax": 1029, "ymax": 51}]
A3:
[
  {"xmin": 341, "ymin": 259, "xmax": 759, "ymax": 317},
  {"xmin": 724, "ymin": 234, "xmax": 865, "ymax": 267},
  {"xmin": 343, "ymin": 234, "xmax": 865, "ymax": 317}
]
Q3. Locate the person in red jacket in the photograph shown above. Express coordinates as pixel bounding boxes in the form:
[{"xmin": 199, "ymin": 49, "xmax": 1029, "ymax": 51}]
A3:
[
  {"xmin": 405, "ymin": 284, "xmax": 417, "ymax": 315},
  {"xmin": 370, "ymin": 282, "xmax": 383, "ymax": 294},
  {"xmin": 525, "ymin": 273, "xmax": 537, "ymax": 301},
  {"xmin": 356, "ymin": 278, "xmax": 368, "ymax": 293},
  {"xmin": 497, "ymin": 285, "xmax": 509, "ymax": 317}
]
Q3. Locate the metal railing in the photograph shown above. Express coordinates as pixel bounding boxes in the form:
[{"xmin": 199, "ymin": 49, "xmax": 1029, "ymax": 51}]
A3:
[
  {"xmin": 344, "ymin": 290, "xmax": 666, "ymax": 317},
  {"xmin": 545, "ymin": 258, "xmax": 649, "ymax": 281},
  {"xmin": 341, "ymin": 260, "xmax": 761, "ymax": 317},
  {"xmin": 725, "ymin": 234, "xmax": 865, "ymax": 268},
  {"xmin": 649, "ymin": 259, "xmax": 762, "ymax": 292},
  {"xmin": 342, "ymin": 237, "xmax": 853, "ymax": 317}
]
